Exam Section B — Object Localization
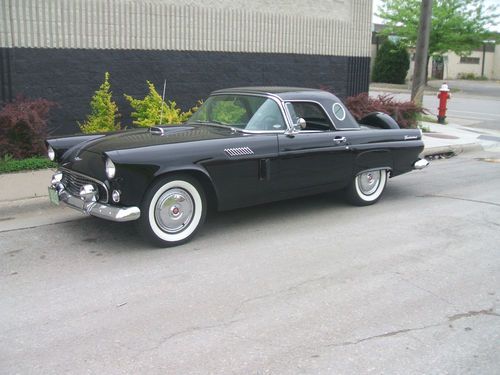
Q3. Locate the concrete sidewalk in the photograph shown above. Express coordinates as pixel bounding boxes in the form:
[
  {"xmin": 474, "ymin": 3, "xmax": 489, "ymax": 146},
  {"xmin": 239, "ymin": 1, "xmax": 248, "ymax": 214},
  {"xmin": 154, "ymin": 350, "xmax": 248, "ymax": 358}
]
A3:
[{"xmin": 1, "ymin": 123, "xmax": 499, "ymax": 205}]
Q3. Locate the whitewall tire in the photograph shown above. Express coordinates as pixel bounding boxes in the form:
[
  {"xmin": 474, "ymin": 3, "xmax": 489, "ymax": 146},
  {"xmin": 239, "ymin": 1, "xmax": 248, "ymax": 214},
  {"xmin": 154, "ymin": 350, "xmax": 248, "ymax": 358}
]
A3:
[
  {"xmin": 345, "ymin": 169, "xmax": 388, "ymax": 206},
  {"xmin": 137, "ymin": 175, "xmax": 206, "ymax": 247}
]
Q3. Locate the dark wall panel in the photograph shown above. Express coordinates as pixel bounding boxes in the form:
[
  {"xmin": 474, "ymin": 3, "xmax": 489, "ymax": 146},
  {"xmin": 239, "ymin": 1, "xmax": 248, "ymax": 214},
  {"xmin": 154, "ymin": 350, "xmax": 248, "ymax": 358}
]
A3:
[{"xmin": 0, "ymin": 48, "xmax": 370, "ymax": 135}]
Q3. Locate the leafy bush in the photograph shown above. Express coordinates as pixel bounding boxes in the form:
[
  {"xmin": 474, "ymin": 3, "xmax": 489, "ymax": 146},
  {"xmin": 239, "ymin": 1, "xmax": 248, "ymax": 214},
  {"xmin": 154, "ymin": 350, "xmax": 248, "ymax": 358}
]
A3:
[
  {"xmin": 79, "ymin": 72, "xmax": 120, "ymax": 134},
  {"xmin": 0, "ymin": 154, "xmax": 56, "ymax": 174},
  {"xmin": 124, "ymin": 81, "xmax": 199, "ymax": 127},
  {"xmin": 372, "ymin": 40, "xmax": 410, "ymax": 84},
  {"xmin": 345, "ymin": 93, "xmax": 426, "ymax": 129},
  {"xmin": 0, "ymin": 95, "xmax": 56, "ymax": 159}
]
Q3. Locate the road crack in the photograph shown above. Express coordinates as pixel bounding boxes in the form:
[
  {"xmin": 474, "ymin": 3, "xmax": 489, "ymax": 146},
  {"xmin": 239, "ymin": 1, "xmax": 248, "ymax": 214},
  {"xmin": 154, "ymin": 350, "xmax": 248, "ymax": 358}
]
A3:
[
  {"xmin": 417, "ymin": 194, "xmax": 500, "ymax": 207},
  {"xmin": 326, "ymin": 323, "xmax": 442, "ymax": 348},
  {"xmin": 325, "ymin": 307, "xmax": 499, "ymax": 348},
  {"xmin": 448, "ymin": 308, "xmax": 500, "ymax": 321}
]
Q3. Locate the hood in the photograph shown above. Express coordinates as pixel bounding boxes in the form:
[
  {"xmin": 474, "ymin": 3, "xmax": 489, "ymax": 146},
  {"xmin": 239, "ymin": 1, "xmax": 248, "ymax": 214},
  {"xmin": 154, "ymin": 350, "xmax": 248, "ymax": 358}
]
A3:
[{"xmin": 79, "ymin": 124, "xmax": 240, "ymax": 155}]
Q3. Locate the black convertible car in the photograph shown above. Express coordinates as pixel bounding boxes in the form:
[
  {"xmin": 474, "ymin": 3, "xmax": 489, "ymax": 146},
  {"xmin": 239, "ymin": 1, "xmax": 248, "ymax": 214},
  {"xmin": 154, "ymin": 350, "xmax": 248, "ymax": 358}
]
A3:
[{"xmin": 47, "ymin": 87, "xmax": 428, "ymax": 247}]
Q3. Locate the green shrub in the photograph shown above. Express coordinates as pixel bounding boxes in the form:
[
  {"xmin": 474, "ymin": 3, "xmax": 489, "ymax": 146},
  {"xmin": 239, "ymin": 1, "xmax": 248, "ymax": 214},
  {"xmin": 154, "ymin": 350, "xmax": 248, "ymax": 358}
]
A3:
[
  {"xmin": 0, "ymin": 155, "xmax": 56, "ymax": 174},
  {"xmin": 372, "ymin": 40, "xmax": 410, "ymax": 84},
  {"xmin": 0, "ymin": 95, "xmax": 56, "ymax": 159},
  {"xmin": 124, "ymin": 81, "xmax": 199, "ymax": 127},
  {"xmin": 345, "ymin": 93, "xmax": 426, "ymax": 129},
  {"xmin": 79, "ymin": 72, "xmax": 120, "ymax": 134}
]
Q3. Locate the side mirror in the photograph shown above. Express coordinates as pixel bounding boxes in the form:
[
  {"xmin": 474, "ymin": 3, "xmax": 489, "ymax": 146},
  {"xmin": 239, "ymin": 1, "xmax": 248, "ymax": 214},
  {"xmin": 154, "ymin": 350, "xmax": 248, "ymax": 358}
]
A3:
[
  {"xmin": 286, "ymin": 118, "xmax": 307, "ymax": 136},
  {"xmin": 296, "ymin": 118, "xmax": 306, "ymax": 130}
]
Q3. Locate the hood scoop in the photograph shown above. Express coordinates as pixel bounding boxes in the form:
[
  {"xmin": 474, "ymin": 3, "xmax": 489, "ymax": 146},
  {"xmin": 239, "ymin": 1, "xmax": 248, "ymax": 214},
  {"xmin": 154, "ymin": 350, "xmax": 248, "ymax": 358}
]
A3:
[{"xmin": 149, "ymin": 126, "xmax": 165, "ymax": 136}]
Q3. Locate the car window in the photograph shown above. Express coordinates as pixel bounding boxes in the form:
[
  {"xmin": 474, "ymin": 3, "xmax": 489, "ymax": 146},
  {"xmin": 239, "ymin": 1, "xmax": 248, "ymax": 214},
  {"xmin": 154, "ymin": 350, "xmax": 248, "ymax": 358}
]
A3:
[
  {"xmin": 286, "ymin": 102, "xmax": 333, "ymax": 131},
  {"xmin": 188, "ymin": 95, "xmax": 286, "ymax": 131},
  {"xmin": 245, "ymin": 99, "xmax": 286, "ymax": 131}
]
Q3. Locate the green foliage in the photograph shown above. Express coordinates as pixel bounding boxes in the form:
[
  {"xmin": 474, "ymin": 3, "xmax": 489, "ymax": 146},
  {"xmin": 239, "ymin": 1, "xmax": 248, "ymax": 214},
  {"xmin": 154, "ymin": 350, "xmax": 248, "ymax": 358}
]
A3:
[
  {"xmin": 124, "ymin": 82, "xmax": 198, "ymax": 127},
  {"xmin": 0, "ymin": 155, "xmax": 56, "ymax": 174},
  {"xmin": 79, "ymin": 72, "xmax": 120, "ymax": 134},
  {"xmin": 377, "ymin": 0, "xmax": 499, "ymax": 56},
  {"xmin": 372, "ymin": 40, "xmax": 410, "ymax": 84}
]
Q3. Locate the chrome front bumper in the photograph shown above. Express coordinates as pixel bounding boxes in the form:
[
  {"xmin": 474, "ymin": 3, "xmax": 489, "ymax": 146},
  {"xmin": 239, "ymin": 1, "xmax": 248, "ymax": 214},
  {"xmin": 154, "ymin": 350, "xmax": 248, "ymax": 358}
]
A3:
[{"xmin": 49, "ymin": 172, "xmax": 140, "ymax": 222}]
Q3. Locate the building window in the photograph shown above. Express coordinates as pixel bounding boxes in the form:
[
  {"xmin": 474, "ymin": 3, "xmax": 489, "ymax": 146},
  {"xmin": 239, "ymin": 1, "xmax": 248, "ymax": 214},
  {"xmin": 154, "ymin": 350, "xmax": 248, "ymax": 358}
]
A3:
[{"xmin": 460, "ymin": 56, "xmax": 480, "ymax": 64}]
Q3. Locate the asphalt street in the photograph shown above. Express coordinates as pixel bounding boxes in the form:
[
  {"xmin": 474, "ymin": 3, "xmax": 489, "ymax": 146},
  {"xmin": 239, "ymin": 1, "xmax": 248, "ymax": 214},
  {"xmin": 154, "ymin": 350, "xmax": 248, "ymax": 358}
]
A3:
[{"xmin": 1, "ymin": 149, "xmax": 499, "ymax": 374}]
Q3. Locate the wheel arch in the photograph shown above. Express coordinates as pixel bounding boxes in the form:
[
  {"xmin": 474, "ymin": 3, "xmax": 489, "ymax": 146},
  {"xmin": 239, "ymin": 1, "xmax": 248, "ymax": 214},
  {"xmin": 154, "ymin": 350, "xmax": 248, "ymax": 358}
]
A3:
[
  {"xmin": 353, "ymin": 149, "xmax": 394, "ymax": 177},
  {"xmin": 151, "ymin": 167, "xmax": 219, "ymax": 212}
]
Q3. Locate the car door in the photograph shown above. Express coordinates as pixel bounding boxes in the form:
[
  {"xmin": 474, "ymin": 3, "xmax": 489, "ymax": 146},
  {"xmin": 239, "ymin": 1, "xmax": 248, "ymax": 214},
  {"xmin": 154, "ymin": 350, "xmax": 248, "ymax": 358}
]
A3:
[
  {"xmin": 199, "ymin": 94, "xmax": 284, "ymax": 210},
  {"xmin": 276, "ymin": 101, "xmax": 353, "ymax": 192}
]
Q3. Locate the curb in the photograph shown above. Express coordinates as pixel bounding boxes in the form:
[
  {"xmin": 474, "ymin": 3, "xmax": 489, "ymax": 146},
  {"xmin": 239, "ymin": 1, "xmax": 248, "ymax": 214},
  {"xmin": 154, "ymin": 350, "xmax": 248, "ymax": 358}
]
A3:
[
  {"xmin": 421, "ymin": 143, "xmax": 483, "ymax": 157},
  {"xmin": 0, "ymin": 196, "xmax": 53, "ymax": 217}
]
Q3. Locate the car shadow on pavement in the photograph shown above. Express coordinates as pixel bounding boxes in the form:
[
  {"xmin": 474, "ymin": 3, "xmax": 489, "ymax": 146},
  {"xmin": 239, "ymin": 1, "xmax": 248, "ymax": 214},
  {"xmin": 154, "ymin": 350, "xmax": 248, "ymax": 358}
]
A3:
[{"xmin": 57, "ymin": 191, "xmax": 350, "ymax": 253}]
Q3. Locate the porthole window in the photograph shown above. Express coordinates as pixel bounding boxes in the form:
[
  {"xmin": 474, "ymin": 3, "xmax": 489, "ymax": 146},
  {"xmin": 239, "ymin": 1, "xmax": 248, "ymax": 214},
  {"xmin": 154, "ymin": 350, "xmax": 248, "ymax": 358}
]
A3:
[{"xmin": 332, "ymin": 103, "xmax": 346, "ymax": 121}]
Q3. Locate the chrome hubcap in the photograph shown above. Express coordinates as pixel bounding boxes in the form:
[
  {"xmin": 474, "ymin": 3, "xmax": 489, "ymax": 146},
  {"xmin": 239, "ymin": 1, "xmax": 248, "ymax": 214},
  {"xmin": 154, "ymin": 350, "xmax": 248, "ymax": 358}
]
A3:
[
  {"xmin": 155, "ymin": 188, "xmax": 194, "ymax": 234},
  {"xmin": 358, "ymin": 171, "xmax": 381, "ymax": 195}
]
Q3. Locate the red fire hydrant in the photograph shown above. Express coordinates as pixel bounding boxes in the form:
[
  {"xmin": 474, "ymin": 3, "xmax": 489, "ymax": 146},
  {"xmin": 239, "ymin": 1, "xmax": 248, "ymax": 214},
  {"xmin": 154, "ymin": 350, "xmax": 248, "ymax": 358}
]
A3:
[{"xmin": 437, "ymin": 82, "xmax": 451, "ymax": 124}]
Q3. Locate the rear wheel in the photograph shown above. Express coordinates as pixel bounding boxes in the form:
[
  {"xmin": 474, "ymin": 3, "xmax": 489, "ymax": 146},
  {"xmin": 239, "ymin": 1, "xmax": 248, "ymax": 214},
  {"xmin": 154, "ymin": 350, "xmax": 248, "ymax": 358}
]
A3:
[
  {"xmin": 345, "ymin": 169, "xmax": 388, "ymax": 206},
  {"xmin": 137, "ymin": 175, "xmax": 207, "ymax": 247}
]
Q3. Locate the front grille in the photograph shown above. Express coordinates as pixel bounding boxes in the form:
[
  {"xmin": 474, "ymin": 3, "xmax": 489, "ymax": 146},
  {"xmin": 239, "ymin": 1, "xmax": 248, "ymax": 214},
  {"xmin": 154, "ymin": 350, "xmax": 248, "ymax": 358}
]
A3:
[{"xmin": 61, "ymin": 169, "xmax": 108, "ymax": 202}]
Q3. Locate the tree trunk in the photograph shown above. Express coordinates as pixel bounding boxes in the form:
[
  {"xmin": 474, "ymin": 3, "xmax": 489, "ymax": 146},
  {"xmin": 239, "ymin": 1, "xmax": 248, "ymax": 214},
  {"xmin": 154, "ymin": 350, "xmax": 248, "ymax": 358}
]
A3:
[
  {"xmin": 411, "ymin": 0, "xmax": 433, "ymax": 107},
  {"xmin": 425, "ymin": 55, "xmax": 431, "ymax": 85}
]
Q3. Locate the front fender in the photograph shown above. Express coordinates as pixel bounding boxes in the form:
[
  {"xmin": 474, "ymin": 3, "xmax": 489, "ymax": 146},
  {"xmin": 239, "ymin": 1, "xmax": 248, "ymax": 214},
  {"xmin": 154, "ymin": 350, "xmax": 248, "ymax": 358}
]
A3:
[{"xmin": 46, "ymin": 134, "xmax": 105, "ymax": 162}]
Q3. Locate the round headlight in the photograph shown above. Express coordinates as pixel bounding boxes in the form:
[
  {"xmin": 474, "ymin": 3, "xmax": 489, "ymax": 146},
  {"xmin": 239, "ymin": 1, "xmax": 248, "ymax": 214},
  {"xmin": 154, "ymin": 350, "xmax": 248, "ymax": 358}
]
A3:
[
  {"xmin": 48, "ymin": 146, "xmax": 55, "ymax": 161},
  {"xmin": 105, "ymin": 158, "xmax": 116, "ymax": 179}
]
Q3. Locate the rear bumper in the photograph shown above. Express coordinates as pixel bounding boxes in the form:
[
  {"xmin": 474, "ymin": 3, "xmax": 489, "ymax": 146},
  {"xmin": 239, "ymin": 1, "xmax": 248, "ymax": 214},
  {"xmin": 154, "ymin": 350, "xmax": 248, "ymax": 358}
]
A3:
[{"xmin": 49, "ymin": 172, "xmax": 140, "ymax": 222}]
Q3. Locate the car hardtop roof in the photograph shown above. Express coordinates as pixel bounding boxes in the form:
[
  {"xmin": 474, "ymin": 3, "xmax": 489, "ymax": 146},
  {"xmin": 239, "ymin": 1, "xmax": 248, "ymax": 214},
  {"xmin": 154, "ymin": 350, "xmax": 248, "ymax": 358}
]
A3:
[{"xmin": 211, "ymin": 86, "xmax": 339, "ymax": 101}]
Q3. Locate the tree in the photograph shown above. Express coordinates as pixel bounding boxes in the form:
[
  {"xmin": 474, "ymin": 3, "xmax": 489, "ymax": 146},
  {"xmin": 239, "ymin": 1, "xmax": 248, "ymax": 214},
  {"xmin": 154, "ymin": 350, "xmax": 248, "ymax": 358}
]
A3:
[
  {"xmin": 124, "ymin": 81, "xmax": 198, "ymax": 127},
  {"xmin": 79, "ymin": 72, "xmax": 120, "ymax": 134},
  {"xmin": 377, "ymin": 0, "xmax": 499, "ymax": 78},
  {"xmin": 372, "ymin": 40, "xmax": 410, "ymax": 84}
]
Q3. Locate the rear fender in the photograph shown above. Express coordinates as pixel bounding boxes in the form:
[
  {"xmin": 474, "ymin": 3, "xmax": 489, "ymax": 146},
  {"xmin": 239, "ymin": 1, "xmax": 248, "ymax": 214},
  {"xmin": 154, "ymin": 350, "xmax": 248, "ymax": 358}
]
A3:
[{"xmin": 354, "ymin": 150, "xmax": 393, "ymax": 176}]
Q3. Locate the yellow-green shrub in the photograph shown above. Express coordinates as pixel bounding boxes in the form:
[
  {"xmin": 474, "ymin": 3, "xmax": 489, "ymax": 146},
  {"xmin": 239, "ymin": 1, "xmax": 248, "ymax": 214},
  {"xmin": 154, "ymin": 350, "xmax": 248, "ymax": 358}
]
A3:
[
  {"xmin": 79, "ymin": 72, "xmax": 120, "ymax": 134},
  {"xmin": 124, "ymin": 81, "xmax": 198, "ymax": 127}
]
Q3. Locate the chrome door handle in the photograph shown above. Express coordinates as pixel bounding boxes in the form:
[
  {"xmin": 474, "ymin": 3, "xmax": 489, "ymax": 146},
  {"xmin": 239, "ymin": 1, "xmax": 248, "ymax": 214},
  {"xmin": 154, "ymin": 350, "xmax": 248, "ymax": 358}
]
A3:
[{"xmin": 333, "ymin": 136, "xmax": 347, "ymax": 144}]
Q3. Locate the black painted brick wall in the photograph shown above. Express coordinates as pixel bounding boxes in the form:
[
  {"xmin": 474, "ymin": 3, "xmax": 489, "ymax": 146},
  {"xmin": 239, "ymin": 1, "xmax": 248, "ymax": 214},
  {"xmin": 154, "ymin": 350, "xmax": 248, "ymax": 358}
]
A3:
[{"xmin": 0, "ymin": 48, "xmax": 370, "ymax": 135}]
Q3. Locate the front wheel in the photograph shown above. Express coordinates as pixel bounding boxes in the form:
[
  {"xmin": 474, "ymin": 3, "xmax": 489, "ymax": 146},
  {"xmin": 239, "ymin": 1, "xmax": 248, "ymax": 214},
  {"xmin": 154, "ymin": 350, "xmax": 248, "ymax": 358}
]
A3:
[
  {"xmin": 137, "ymin": 175, "xmax": 207, "ymax": 247},
  {"xmin": 345, "ymin": 169, "xmax": 388, "ymax": 206}
]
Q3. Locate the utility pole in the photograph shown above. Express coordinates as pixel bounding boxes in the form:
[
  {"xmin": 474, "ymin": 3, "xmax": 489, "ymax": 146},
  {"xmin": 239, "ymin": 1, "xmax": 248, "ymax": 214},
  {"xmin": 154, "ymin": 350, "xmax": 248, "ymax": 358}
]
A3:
[{"xmin": 411, "ymin": 0, "xmax": 433, "ymax": 107}]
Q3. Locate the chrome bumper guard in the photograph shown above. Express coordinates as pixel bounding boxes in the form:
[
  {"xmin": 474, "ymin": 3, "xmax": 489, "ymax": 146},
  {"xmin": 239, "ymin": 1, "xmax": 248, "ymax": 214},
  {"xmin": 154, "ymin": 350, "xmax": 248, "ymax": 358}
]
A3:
[
  {"xmin": 413, "ymin": 158, "xmax": 430, "ymax": 170},
  {"xmin": 49, "ymin": 172, "xmax": 140, "ymax": 222}
]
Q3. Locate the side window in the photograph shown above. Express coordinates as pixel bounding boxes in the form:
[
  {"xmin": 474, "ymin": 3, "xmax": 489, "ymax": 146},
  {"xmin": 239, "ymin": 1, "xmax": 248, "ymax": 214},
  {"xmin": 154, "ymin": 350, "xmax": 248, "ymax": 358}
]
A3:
[
  {"xmin": 245, "ymin": 99, "xmax": 286, "ymax": 131},
  {"xmin": 287, "ymin": 102, "xmax": 333, "ymax": 131}
]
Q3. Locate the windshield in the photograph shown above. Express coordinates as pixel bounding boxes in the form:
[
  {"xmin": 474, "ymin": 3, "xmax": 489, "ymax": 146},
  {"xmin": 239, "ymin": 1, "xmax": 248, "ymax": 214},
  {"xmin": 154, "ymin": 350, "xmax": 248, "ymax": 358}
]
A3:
[{"xmin": 187, "ymin": 95, "xmax": 287, "ymax": 131}]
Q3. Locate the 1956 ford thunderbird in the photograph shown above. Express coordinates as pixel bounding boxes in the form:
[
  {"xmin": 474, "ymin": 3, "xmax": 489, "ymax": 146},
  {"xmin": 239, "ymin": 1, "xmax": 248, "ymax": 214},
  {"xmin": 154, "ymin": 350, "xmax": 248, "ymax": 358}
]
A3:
[{"xmin": 47, "ymin": 87, "xmax": 428, "ymax": 247}]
